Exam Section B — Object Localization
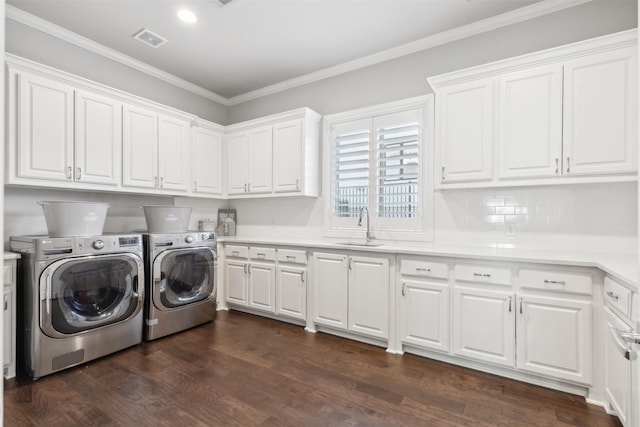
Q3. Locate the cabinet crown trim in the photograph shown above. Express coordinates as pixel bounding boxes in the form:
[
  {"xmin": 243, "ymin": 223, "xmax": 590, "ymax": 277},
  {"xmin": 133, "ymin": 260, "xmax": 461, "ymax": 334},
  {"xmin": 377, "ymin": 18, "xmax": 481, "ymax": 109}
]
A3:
[{"xmin": 428, "ymin": 29, "xmax": 636, "ymax": 89}]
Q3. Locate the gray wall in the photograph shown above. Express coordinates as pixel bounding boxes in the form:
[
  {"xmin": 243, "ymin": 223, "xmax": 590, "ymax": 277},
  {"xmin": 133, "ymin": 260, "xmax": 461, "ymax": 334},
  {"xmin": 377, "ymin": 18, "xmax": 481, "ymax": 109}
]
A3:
[
  {"xmin": 228, "ymin": 0, "xmax": 638, "ymax": 123},
  {"xmin": 5, "ymin": 19, "xmax": 229, "ymax": 124}
]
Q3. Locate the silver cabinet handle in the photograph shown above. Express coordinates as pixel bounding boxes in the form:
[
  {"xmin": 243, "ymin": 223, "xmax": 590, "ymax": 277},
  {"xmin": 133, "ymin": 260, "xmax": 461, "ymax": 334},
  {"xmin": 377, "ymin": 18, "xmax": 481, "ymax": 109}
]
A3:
[
  {"xmin": 295, "ymin": 179, "xmax": 300, "ymax": 190},
  {"xmin": 154, "ymin": 176, "xmax": 158, "ymax": 188},
  {"xmin": 248, "ymin": 183, "xmax": 251, "ymax": 192},
  {"xmin": 348, "ymin": 257, "xmax": 353, "ymax": 270},
  {"xmin": 508, "ymin": 296, "xmax": 512, "ymax": 312},
  {"xmin": 286, "ymin": 255, "xmax": 296, "ymax": 261},
  {"xmin": 243, "ymin": 263, "xmax": 248, "ymax": 274},
  {"xmin": 77, "ymin": 167, "xmax": 82, "ymax": 180},
  {"xmin": 544, "ymin": 279, "xmax": 566, "ymax": 286},
  {"xmin": 555, "ymin": 158, "xmax": 559, "ymax": 174},
  {"xmin": 244, "ymin": 183, "xmax": 248, "ymax": 193},
  {"xmin": 606, "ymin": 291, "xmax": 619, "ymax": 301},
  {"xmin": 441, "ymin": 166, "xmax": 445, "ymax": 181},
  {"xmin": 416, "ymin": 267, "xmax": 431, "ymax": 273},
  {"xmin": 256, "ymin": 252, "xmax": 266, "ymax": 258},
  {"xmin": 4, "ymin": 294, "xmax": 7, "ymax": 311},
  {"xmin": 232, "ymin": 250, "xmax": 240, "ymax": 256},
  {"xmin": 402, "ymin": 283, "xmax": 406, "ymax": 297},
  {"xmin": 160, "ymin": 177, "xmax": 164, "ymax": 188},
  {"xmin": 473, "ymin": 273, "xmax": 491, "ymax": 278},
  {"xmin": 67, "ymin": 166, "xmax": 73, "ymax": 180},
  {"xmin": 194, "ymin": 181, "xmax": 198, "ymax": 191},
  {"xmin": 247, "ymin": 264, "xmax": 252, "ymax": 274},
  {"xmin": 566, "ymin": 157, "xmax": 570, "ymax": 173},
  {"xmin": 300, "ymin": 271, "xmax": 305, "ymax": 283},
  {"xmin": 519, "ymin": 297, "xmax": 523, "ymax": 314}
]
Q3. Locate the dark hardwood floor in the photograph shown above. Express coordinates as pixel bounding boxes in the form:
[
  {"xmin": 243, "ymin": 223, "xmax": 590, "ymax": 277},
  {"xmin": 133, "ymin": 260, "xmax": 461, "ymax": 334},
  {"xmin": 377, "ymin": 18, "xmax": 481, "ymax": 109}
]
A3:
[{"xmin": 4, "ymin": 311, "xmax": 621, "ymax": 426}]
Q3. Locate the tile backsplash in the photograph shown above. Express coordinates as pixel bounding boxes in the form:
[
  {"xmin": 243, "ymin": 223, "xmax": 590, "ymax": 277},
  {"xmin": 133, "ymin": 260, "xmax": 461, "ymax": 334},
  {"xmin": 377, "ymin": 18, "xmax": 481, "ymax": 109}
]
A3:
[{"xmin": 434, "ymin": 182, "xmax": 637, "ymax": 252}]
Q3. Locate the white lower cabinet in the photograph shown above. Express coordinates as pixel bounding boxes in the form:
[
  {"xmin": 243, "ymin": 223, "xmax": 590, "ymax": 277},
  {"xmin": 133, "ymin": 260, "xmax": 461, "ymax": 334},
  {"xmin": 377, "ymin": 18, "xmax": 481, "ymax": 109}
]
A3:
[
  {"xmin": 248, "ymin": 261, "xmax": 276, "ymax": 313},
  {"xmin": 516, "ymin": 294, "xmax": 592, "ymax": 384},
  {"xmin": 276, "ymin": 264, "xmax": 306, "ymax": 320},
  {"xmin": 399, "ymin": 258, "xmax": 451, "ymax": 353},
  {"xmin": 453, "ymin": 286, "xmax": 515, "ymax": 367},
  {"xmin": 604, "ymin": 307, "xmax": 632, "ymax": 426},
  {"xmin": 312, "ymin": 252, "xmax": 389, "ymax": 340},
  {"xmin": 225, "ymin": 259, "xmax": 249, "ymax": 306},
  {"xmin": 4, "ymin": 259, "xmax": 17, "ymax": 379}
]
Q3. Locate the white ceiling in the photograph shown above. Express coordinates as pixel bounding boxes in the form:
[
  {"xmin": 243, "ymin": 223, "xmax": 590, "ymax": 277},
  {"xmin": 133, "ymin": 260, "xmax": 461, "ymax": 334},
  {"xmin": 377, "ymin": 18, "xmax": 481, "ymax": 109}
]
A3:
[{"xmin": 7, "ymin": 0, "xmax": 555, "ymax": 102}]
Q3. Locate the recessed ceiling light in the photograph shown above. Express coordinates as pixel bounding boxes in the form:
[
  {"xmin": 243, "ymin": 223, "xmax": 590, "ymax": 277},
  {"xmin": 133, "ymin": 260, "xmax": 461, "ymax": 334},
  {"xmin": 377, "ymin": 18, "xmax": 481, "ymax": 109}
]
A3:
[{"xmin": 177, "ymin": 9, "xmax": 198, "ymax": 23}]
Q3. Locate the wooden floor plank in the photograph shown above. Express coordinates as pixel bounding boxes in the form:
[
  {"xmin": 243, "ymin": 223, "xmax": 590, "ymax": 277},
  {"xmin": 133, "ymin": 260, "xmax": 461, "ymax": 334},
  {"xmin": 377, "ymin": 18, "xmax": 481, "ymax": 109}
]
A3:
[{"xmin": 4, "ymin": 311, "xmax": 621, "ymax": 426}]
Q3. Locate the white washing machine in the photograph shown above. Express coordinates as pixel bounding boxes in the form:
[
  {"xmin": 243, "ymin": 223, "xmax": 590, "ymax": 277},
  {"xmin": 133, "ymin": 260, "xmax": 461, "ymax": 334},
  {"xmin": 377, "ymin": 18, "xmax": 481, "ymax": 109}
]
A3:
[
  {"xmin": 143, "ymin": 232, "xmax": 217, "ymax": 341},
  {"xmin": 10, "ymin": 234, "xmax": 144, "ymax": 379}
]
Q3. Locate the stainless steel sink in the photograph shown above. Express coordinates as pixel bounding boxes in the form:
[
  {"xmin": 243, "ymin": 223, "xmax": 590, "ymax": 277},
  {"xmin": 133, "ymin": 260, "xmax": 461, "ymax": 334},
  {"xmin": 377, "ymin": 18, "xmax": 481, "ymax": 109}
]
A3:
[{"xmin": 337, "ymin": 241, "xmax": 385, "ymax": 247}]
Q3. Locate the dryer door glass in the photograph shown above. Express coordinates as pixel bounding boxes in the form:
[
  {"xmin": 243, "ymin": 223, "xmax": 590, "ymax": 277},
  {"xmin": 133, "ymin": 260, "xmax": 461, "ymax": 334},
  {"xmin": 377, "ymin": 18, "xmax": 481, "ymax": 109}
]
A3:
[
  {"xmin": 157, "ymin": 248, "xmax": 216, "ymax": 308},
  {"xmin": 44, "ymin": 254, "xmax": 142, "ymax": 335}
]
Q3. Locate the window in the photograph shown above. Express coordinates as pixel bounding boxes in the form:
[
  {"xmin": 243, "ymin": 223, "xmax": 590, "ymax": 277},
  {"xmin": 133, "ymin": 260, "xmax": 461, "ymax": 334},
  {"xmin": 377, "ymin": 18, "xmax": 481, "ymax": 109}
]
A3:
[{"xmin": 324, "ymin": 96, "xmax": 434, "ymax": 241}]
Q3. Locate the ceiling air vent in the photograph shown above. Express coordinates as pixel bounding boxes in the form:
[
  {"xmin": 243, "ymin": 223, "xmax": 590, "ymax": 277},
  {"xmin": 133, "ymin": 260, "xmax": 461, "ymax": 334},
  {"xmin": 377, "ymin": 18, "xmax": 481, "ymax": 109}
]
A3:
[
  {"xmin": 217, "ymin": 0, "xmax": 234, "ymax": 6},
  {"xmin": 133, "ymin": 28, "xmax": 168, "ymax": 48}
]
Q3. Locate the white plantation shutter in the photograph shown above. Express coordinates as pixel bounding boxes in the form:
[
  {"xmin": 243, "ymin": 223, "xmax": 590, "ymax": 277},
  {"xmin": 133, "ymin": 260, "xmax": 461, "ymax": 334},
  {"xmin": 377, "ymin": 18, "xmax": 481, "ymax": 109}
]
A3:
[
  {"xmin": 330, "ymin": 109, "xmax": 422, "ymax": 231},
  {"xmin": 332, "ymin": 119, "xmax": 371, "ymax": 221},
  {"xmin": 375, "ymin": 109, "xmax": 420, "ymax": 225}
]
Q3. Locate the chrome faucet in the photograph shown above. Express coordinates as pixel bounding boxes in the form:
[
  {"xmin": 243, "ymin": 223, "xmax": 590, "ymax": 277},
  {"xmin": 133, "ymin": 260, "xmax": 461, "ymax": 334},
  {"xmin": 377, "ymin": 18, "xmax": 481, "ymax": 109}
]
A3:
[{"xmin": 357, "ymin": 207, "xmax": 375, "ymax": 241}]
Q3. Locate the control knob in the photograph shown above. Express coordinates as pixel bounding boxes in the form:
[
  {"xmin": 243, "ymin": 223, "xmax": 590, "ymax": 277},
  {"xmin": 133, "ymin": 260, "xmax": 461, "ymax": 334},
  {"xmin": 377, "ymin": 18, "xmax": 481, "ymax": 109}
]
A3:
[
  {"xmin": 185, "ymin": 235, "xmax": 194, "ymax": 244},
  {"xmin": 93, "ymin": 240, "xmax": 105, "ymax": 250}
]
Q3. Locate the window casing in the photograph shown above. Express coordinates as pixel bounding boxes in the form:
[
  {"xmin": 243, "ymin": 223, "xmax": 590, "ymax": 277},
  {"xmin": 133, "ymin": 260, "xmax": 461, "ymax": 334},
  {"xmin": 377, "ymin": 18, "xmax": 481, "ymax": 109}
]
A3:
[{"xmin": 324, "ymin": 96, "xmax": 434, "ymax": 241}]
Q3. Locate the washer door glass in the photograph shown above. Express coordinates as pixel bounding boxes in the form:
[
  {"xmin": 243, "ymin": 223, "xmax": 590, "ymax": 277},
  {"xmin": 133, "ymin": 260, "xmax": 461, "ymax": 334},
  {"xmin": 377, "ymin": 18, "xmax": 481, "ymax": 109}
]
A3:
[
  {"xmin": 156, "ymin": 248, "xmax": 216, "ymax": 309},
  {"xmin": 45, "ymin": 254, "xmax": 142, "ymax": 336}
]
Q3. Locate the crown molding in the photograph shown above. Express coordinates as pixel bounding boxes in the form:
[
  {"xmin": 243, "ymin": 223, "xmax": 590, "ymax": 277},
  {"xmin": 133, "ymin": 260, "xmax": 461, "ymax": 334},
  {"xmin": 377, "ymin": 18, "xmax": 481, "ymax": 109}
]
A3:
[
  {"xmin": 5, "ymin": 4, "xmax": 231, "ymax": 106},
  {"xmin": 7, "ymin": 0, "xmax": 594, "ymax": 107},
  {"xmin": 226, "ymin": 0, "xmax": 594, "ymax": 105}
]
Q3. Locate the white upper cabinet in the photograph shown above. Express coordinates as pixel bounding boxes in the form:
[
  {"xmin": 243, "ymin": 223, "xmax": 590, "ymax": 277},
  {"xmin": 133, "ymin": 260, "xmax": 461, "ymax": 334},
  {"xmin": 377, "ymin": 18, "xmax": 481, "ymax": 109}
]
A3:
[
  {"xmin": 563, "ymin": 47, "xmax": 637, "ymax": 176},
  {"xmin": 225, "ymin": 108, "xmax": 321, "ymax": 198},
  {"xmin": 122, "ymin": 103, "xmax": 192, "ymax": 194},
  {"xmin": 497, "ymin": 64, "xmax": 563, "ymax": 179},
  {"xmin": 191, "ymin": 121, "xmax": 224, "ymax": 196},
  {"xmin": 8, "ymin": 68, "xmax": 121, "ymax": 189},
  {"xmin": 437, "ymin": 79, "xmax": 494, "ymax": 183},
  {"xmin": 75, "ymin": 90, "xmax": 122, "ymax": 186},
  {"xmin": 123, "ymin": 104, "xmax": 158, "ymax": 190},
  {"xmin": 16, "ymin": 72, "xmax": 75, "ymax": 183},
  {"xmin": 429, "ymin": 30, "xmax": 637, "ymax": 189},
  {"xmin": 247, "ymin": 126, "xmax": 273, "ymax": 194}
]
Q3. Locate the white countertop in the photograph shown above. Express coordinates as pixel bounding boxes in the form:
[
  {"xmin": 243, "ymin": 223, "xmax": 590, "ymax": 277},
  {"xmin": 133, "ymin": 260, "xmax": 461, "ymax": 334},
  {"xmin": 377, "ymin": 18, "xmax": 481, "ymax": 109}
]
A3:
[
  {"xmin": 3, "ymin": 252, "xmax": 21, "ymax": 260},
  {"xmin": 219, "ymin": 236, "xmax": 638, "ymax": 290}
]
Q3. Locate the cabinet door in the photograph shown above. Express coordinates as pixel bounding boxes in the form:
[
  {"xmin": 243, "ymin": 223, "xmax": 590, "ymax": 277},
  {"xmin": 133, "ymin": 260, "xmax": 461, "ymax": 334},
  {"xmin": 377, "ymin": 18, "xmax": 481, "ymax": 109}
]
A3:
[
  {"xmin": 516, "ymin": 294, "xmax": 591, "ymax": 384},
  {"xmin": 563, "ymin": 47, "xmax": 637, "ymax": 176},
  {"xmin": 248, "ymin": 262, "xmax": 276, "ymax": 313},
  {"xmin": 497, "ymin": 65, "xmax": 563, "ymax": 179},
  {"xmin": 192, "ymin": 127, "xmax": 223, "ymax": 195},
  {"xmin": 248, "ymin": 126, "xmax": 273, "ymax": 194},
  {"xmin": 123, "ymin": 104, "xmax": 158, "ymax": 189},
  {"xmin": 453, "ymin": 287, "xmax": 515, "ymax": 367},
  {"xmin": 75, "ymin": 90, "xmax": 122, "ymax": 186},
  {"xmin": 17, "ymin": 72, "xmax": 74, "ymax": 182},
  {"xmin": 276, "ymin": 265, "xmax": 306, "ymax": 320},
  {"xmin": 438, "ymin": 79, "xmax": 494, "ymax": 183},
  {"xmin": 604, "ymin": 308, "xmax": 632, "ymax": 425},
  {"xmin": 312, "ymin": 252, "xmax": 348, "ymax": 330},
  {"xmin": 273, "ymin": 119, "xmax": 303, "ymax": 193},
  {"xmin": 400, "ymin": 278, "xmax": 450, "ymax": 353},
  {"xmin": 225, "ymin": 260, "xmax": 248, "ymax": 306},
  {"xmin": 3, "ymin": 288, "xmax": 13, "ymax": 372},
  {"xmin": 348, "ymin": 255, "xmax": 389, "ymax": 339},
  {"xmin": 158, "ymin": 115, "xmax": 190, "ymax": 193},
  {"xmin": 227, "ymin": 132, "xmax": 249, "ymax": 195}
]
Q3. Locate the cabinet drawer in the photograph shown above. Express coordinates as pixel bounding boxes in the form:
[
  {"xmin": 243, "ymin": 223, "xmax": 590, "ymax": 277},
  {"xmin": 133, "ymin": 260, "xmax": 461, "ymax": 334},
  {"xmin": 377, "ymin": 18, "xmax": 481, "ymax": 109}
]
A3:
[
  {"xmin": 400, "ymin": 259, "xmax": 448, "ymax": 279},
  {"xmin": 604, "ymin": 277, "xmax": 631, "ymax": 317},
  {"xmin": 249, "ymin": 247, "xmax": 276, "ymax": 261},
  {"xmin": 519, "ymin": 269, "xmax": 592, "ymax": 295},
  {"xmin": 224, "ymin": 245, "xmax": 249, "ymax": 259},
  {"xmin": 3, "ymin": 265, "xmax": 12, "ymax": 286},
  {"xmin": 277, "ymin": 249, "xmax": 307, "ymax": 265},
  {"xmin": 454, "ymin": 264, "xmax": 512, "ymax": 286}
]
